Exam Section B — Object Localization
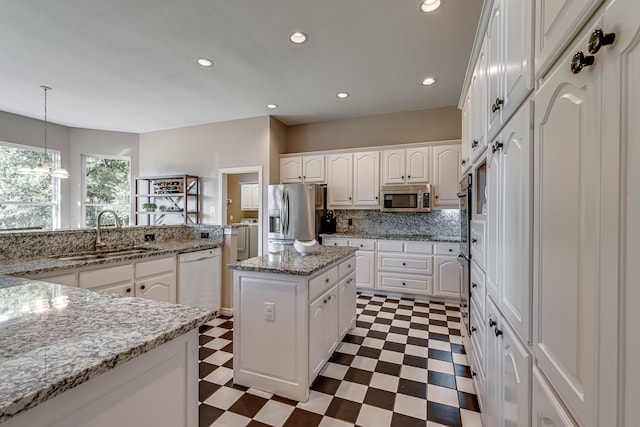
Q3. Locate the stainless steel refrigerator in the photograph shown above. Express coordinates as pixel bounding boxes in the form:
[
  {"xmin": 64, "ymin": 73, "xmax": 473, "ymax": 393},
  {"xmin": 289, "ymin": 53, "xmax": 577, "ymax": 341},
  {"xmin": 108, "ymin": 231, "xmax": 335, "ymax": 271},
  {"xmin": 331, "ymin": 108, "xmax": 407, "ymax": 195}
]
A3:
[{"xmin": 268, "ymin": 183, "xmax": 326, "ymax": 253}]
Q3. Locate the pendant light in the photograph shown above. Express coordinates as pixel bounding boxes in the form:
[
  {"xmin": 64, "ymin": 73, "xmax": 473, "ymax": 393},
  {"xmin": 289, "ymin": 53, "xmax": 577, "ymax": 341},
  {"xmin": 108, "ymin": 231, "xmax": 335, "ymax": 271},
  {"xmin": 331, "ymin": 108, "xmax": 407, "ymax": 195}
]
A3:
[{"xmin": 16, "ymin": 85, "xmax": 69, "ymax": 179}]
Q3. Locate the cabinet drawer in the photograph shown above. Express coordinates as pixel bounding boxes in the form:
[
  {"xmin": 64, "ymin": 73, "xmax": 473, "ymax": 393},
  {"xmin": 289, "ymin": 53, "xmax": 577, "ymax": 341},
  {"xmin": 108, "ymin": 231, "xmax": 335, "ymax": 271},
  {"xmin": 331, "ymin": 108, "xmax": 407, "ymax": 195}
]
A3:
[
  {"xmin": 322, "ymin": 237, "xmax": 348, "ymax": 247},
  {"xmin": 377, "ymin": 240, "xmax": 404, "ymax": 252},
  {"xmin": 309, "ymin": 266, "xmax": 339, "ymax": 301},
  {"xmin": 136, "ymin": 255, "xmax": 176, "ymax": 279},
  {"xmin": 434, "ymin": 242, "xmax": 459, "ymax": 255},
  {"xmin": 470, "ymin": 220, "xmax": 486, "ymax": 268},
  {"xmin": 470, "ymin": 259, "xmax": 485, "ymax": 317},
  {"xmin": 405, "ymin": 241, "xmax": 433, "ymax": 254},
  {"xmin": 79, "ymin": 264, "xmax": 134, "ymax": 289},
  {"xmin": 348, "ymin": 239, "xmax": 375, "ymax": 251},
  {"xmin": 338, "ymin": 256, "xmax": 356, "ymax": 279},
  {"xmin": 377, "ymin": 254, "xmax": 432, "ymax": 274},
  {"xmin": 377, "ymin": 273, "xmax": 432, "ymax": 293}
]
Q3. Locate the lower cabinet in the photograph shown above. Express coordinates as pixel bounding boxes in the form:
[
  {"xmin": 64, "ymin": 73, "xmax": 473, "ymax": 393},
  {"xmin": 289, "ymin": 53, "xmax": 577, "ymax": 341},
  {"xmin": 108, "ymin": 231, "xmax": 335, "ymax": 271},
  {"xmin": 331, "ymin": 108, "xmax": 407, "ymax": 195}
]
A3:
[
  {"xmin": 433, "ymin": 242, "xmax": 462, "ymax": 298},
  {"xmin": 532, "ymin": 366, "xmax": 577, "ymax": 427},
  {"xmin": 78, "ymin": 264, "xmax": 135, "ymax": 295},
  {"xmin": 135, "ymin": 256, "xmax": 177, "ymax": 303},
  {"xmin": 338, "ymin": 271, "xmax": 357, "ymax": 338},
  {"xmin": 309, "ymin": 284, "xmax": 339, "ymax": 379},
  {"xmin": 484, "ymin": 297, "xmax": 531, "ymax": 427}
]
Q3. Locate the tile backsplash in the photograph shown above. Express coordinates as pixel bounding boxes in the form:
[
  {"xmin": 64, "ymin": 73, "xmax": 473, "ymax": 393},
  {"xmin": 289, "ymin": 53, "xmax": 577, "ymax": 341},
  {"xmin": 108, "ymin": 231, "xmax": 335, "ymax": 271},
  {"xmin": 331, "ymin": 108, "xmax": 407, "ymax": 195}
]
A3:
[{"xmin": 331, "ymin": 209, "xmax": 460, "ymax": 237}]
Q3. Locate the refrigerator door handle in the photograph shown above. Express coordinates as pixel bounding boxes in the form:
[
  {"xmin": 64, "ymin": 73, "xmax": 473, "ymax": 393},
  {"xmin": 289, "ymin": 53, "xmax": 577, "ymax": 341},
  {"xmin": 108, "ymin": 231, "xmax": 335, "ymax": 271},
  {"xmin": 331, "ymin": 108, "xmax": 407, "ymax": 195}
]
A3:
[{"xmin": 283, "ymin": 190, "xmax": 290, "ymax": 235}]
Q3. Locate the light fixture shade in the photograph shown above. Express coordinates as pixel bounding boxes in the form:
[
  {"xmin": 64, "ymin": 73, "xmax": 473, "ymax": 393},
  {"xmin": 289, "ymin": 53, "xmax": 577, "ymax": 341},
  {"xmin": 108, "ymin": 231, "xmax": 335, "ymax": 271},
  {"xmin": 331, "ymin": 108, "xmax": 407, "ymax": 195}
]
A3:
[
  {"xmin": 17, "ymin": 163, "xmax": 33, "ymax": 174},
  {"xmin": 52, "ymin": 166, "xmax": 70, "ymax": 179},
  {"xmin": 31, "ymin": 160, "xmax": 50, "ymax": 177}
]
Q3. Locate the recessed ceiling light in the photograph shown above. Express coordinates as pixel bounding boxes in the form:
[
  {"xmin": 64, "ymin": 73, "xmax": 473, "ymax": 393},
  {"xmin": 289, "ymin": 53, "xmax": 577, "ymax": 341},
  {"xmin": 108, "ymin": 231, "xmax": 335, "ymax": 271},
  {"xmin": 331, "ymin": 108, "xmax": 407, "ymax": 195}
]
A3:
[
  {"xmin": 422, "ymin": 77, "xmax": 437, "ymax": 85},
  {"xmin": 420, "ymin": 0, "xmax": 442, "ymax": 12},
  {"xmin": 266, "ymin": 104, "xmax": 278, "ymax": 109},
  {"xmin": 289, "ymin": 32, "xmax": 308, "ymax": 44},
  {"xmin": 196, "ymin": 58, "xmax": 213, "ymax": 67},
  {"xmin": 337, "ymin": 92, "xmax": 349, "ymax": 99}
]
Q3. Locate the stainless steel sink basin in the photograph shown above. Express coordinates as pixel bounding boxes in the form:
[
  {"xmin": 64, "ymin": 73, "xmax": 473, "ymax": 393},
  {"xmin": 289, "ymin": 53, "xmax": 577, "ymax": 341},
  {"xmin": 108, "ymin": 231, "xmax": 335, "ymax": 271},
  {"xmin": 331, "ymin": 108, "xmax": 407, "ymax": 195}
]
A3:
[{"xmin": 52, "ymin": 247, "xmax": 158, "ymax": 261}]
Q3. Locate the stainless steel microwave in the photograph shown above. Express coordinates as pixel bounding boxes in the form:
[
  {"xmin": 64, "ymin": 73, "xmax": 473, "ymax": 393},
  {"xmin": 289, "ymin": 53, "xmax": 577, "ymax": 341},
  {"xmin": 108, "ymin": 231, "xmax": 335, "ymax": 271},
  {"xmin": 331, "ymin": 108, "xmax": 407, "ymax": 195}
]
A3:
[{"xmin": 380, "ymin": 184, "xmax": 431, "ymax": 212}]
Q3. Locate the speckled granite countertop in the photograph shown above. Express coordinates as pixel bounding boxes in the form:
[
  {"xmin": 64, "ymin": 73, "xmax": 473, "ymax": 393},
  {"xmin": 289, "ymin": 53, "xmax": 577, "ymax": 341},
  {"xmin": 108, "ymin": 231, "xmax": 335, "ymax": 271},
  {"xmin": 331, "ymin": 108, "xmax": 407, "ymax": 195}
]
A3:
[
  {"xmin": 228, "ymin": 246, "xmax": 358, "ymax": 276},
  {"xmin": 0, "ymin": 240, "xmax": 219, "ymax": 277},
  {"xmin": 320, "ymin": 233, "xmax": 460, "ymax": 242},
  {"xmin": 0, "ymin": 275, "xmax": 213, "ymax": 423}
]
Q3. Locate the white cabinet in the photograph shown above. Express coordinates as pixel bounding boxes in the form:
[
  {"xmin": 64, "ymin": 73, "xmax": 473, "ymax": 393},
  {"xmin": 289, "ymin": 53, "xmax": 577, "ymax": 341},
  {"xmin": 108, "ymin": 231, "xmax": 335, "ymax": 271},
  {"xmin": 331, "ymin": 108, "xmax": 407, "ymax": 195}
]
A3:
[
  {"xmin": 532, "ymin": 367, "xmax": 578, "ymax": 426},
  {"xmin": 327, "ymin": 152, "xmax": 379, "ymax": 209},
  {"xmin": 338, "ymin": 271, "xmax": 357, "ymax": 339},
  {"xmin": 433, "ymin": 256, "xmax": 461, "ymax": 299},
  {"xmin": 534, "ymin": 0, "xmax": 604, "ymax": 78},
  {"xmin": 471, "ymin": 40, "xmax": 488, "ymax": 162},
  {"xmin": 382, "ymin": 147, "xmax": 430, "ymax": 184},
  {"xmin": 240, "ymin": 183, "xmax": 259, "ymax": 211},
  {"xmin": 431, "ymin": 144, "xmax": 462, "ymax": 207},
  {"xmin": 487, "ymin": 0, "xmax": 533, "ymax": 139},
  {"xmin": 135, "ymin": 256, "xmax": 177, "ymax": 303},
  {"xmin": 27, "ymin": 271, "xmax": 79, "ymax": 287},
  {"xmin": 323, "ymin": 237, "xmax": 375, "ymax": 290},
  {"xmin": 327, "ymin": 153, "xmax": 353, "ymax": 207},
  {"xmin": 484, "ymin": 297, "xmax": 531, "ymax": 427},
  {"xmin": 79, "ymin": 264, "xmax": 135, "ymax": 295},
  {"xmin": 309, "ymin": 284, "xmax": 339, "ymax": 379},
  {"xmin": 377, "ymin": 240, "xmax": 434, "ymax": 297},
  {"xmin": 280, "ymin": 155, "xmax": 325, "ymax": 183}
]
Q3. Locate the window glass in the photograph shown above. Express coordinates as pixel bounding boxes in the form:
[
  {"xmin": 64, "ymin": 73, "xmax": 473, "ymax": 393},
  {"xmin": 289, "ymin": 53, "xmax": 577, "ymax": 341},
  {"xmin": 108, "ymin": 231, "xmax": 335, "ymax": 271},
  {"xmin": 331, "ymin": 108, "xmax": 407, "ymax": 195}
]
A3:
[
  {"xmin": 83, "ymin": 155, "xmax": 131, "ymax": 227},
  {"xmin": 0, "ymin": 142, "xmax": 60, "ymax": 230}
]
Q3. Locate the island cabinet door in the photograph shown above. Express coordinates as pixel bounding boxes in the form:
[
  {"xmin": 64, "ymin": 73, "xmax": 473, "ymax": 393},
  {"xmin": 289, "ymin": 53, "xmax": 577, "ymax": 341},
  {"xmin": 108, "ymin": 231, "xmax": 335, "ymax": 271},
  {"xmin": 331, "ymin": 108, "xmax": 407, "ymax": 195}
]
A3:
[
  {"xmin": 338, "ymin": 271, "xmax": 357, "ymax": 339},
  {"xmin": 309, "ymin": 284, "xmax": 339, "ymax": 380}
]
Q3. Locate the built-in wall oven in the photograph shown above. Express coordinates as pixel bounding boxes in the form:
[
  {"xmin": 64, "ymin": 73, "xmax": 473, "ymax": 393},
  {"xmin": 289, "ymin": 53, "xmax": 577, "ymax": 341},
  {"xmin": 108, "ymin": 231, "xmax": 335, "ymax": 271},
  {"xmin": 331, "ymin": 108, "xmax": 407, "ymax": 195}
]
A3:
[{"xmin": 457, "ymin": 174, "xmax": 472, "ymax": 335}]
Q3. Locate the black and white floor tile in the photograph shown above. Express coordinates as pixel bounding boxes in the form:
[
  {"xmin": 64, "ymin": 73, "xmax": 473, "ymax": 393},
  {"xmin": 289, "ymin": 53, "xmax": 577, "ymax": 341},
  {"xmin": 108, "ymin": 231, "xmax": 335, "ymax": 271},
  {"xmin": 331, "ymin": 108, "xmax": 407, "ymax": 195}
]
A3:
[{"xmin": 198, "ymin": 294, "xmax": 482, "ymax": 427}]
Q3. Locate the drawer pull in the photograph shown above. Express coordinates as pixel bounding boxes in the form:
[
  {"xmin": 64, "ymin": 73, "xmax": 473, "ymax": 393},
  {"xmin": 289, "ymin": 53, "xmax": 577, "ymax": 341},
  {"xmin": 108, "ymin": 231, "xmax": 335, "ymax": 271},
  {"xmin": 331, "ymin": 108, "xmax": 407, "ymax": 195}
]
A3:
[
  {"xmin": 348, "ymin": 264, "xmax": 351, "ymax": 268},
  {"xmin": 360, "ymin": 244, "xmax": 364, "ymax": 248},
  {"xmin": 402, "ymin": 282, "xmax": 406, "ymax": 286},
  {"xmin": 325, "ymin": 278, "xmax": 330, "ymax": 283},
  {"xmin": 472, "ymin": 140, "xmax": 479, "ymax": 149},
  {"xmin": 471, "ymin": 326, "xmax": 477, "ymax": 334},
  {"xmin": 570, "ymin": 51, "xmax": 595, "ymax": 74},
  {"xmin": 588, "ymin": 28, "xmax": 615, "ymax": 54},
  {"xmin": 448, "ymin": 248, "xmax": 453, "ymax": 252},
  {"xmin": 494, "ymin": 328, "xmax": 503, "ymax": 337},
  {"xmin": 140, "ymin": 285, "xmax": 146, "ymax": 290},
  {"xmin": 472, "ymin": 282, "xmax": 478, "ymax": 288},
  {"xmin": 489, "ymin": 319, "xmax": 497, "ymax": 328},
  {"xmin": 472, "ymin": 238, "xmax": 477, "ymax": 244},
  {"xmin": 126, "ymin": 288, "xmax": 132, "ymax": 293},
  {"xmin": 402, "ymin": 262, "xmax": 406, "ymax": 266}
]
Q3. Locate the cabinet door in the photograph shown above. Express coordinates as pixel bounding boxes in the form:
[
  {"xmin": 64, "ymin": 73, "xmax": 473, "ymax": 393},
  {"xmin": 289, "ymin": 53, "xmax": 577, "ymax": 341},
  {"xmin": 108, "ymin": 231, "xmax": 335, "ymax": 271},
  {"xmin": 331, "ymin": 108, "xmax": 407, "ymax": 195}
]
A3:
[
  {"xmin": 472, "ymin": 39, "xmax": 488, "ymax": 160},
  {"xmin": 534, "ymin": 0, "xmax": 603, "ymax": 77},
  {"xmin": 499, "ymin": 321, "xmax": 531, "ymax": 427},
  {"xmin": 251, "ymin": 184, "xmax": 260, "ymax": 210},
  {"xmin": 79, "ymin": 264, "xmax": 135, "ymax": 291},
  {"xmin": 322, "ymin": 237, "xmax": 349, "ymax": 247},
  {"xmin": 461, "ymin": 94, "xmax": 472, "ymax": 175},
  {"xmin": 484, "ymin": 298, "xmax": 501, "ymax": 427},
  {"xmin": 501, "ymin": 0, "xmax": 533, "ymax": 121},
  {"xmin": 382, "ymin": 149, "xmax": 405, "ymax": 184},
  {"xmin": 486, "ymin": 0, "xmax": 503, "ymax": 137},
  {"xmin": 309, "ymin": 284, "xmax": 339, "ymax": 380},
  {"xmin": 240, "ymin": 184, "xmax": 253, "ymax": 210},
  {"xmin": 327, "ymin": 153, "xmax": 353, "ymax": 207},
  {"xmin": 338, "ymin": 272, "xmax": 357, "ymax": 338},
  {"xmin": 355, "ymin": 250, "xmax": 375, "ymax": 290},
  {"xmin": 280, "ymin": 157, "xmax": 302, "ymax": 183},
  {"xmin": 353, "ymin": 151, "xmax": 380, "ymax": 207},
  {"xmin": 433, "ymin": 256, "xmax": 461, "ymax": 299},
  {"xmin": 532, "ymin": 367, "xmax": 578, "ymax": 426},
  {"xmin": 136, "ymin": 271, "xmax": 175, "ymax": 303},
  {"xmin": 534, "ymin": 24, "xmax": 601, "ymax": 427},
  {"xmin": 302, "ymin": 155, "xmax": 325, "ymax": 183},
  {"xmin": 501, "ymin": 101, "xmax": 532, "ymax": 344},
  {"xmin": 406, "ymin": 147, "xmax": 430, "ymax": 183},
  {"xmin": 486, "ymin": 140, "xmax": 501, "ymax": 304},
  {"xmin": 431, "ymin": 144, "xmax": 461, "ymax": 207}
]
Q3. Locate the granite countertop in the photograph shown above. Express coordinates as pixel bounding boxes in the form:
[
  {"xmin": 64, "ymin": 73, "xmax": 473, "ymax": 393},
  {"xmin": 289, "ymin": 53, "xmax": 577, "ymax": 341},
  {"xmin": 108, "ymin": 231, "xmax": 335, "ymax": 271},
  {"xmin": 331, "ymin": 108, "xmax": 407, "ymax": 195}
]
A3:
[
  {"xmin": 228, "ymin": 246, "xmax": 358, "ymax": 276},
  {"xmin": 0, "ymin": 240, "xmax": 219, "ymax": 277},
  {"xmin": 320, "ymin": 233, "xmax": 460, "ymax": 242},
  {"xmin": 0, "ymin": 275, "xmax": 214, "ymax": 423}
]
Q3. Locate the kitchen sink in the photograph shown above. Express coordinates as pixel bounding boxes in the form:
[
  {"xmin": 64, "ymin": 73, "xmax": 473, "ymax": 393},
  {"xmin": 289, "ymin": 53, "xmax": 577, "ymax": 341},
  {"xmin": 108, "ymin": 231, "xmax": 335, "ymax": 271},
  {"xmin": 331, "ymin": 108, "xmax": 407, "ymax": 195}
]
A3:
[{"xmin": 52, "ymin": 247, "xmax": 159, "ymax": 261}]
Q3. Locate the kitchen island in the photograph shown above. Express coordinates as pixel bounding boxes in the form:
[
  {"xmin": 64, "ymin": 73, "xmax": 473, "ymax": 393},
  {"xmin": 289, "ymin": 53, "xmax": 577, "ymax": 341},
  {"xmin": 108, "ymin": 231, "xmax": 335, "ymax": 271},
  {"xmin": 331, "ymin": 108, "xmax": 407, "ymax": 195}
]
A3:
[
  {"xmin": 228, "ymin": 246, "xmax": 358, "ymax": 401},
  {"xmin": 0, "ymin": 275, "xmax": 213, "ymax": 426}
]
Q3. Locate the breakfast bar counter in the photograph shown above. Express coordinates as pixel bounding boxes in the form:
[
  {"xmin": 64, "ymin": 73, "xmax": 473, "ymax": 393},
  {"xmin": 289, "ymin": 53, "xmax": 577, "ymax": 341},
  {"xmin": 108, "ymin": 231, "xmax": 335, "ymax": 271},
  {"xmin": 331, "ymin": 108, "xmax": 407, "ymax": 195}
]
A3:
[{"xmin": 0, "ymin": 275, "xmax": 213, "ymax": 426}]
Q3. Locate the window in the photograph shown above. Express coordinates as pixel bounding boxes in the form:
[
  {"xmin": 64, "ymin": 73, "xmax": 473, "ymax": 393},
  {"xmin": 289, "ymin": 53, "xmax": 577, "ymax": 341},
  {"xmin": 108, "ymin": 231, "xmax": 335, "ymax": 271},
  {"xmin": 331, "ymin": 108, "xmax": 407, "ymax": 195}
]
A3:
[
  {"xmin": 82, "ymin": 155, "xmax": 131, "ymax": 227},
  {"xmin": 0, "ymin": 142, "xmax": 61, "ymax": 230}
]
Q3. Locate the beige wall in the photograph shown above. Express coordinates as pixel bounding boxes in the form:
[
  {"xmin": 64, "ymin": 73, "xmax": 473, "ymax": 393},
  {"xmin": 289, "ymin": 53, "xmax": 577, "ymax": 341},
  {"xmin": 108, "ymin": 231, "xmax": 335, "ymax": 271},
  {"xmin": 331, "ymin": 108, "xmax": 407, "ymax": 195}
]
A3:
[
  {"xmin": 269, "ymin": 116, "xmax": 288, "ymax": 184},
  {"xmin": 226, "ymin": 173, "xmax": 259, "ymax": 224},
  {"xmin": 285, "ymin": 106, "xmax": 461, "ymax": 153}
]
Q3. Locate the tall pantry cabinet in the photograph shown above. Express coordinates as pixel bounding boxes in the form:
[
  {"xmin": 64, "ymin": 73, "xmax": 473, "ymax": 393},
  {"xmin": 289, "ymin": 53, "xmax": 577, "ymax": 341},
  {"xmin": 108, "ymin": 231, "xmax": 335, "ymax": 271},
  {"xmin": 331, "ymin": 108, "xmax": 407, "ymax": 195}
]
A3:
[{"xmin": 460, "ymin": 0, "xmax": 639, "ymax": 425}]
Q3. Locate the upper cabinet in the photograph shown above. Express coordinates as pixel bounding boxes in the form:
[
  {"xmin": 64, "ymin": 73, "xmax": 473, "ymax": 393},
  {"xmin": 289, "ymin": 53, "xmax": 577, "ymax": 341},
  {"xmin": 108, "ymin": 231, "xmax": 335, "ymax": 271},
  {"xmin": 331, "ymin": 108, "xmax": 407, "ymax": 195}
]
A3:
[
  {"xmin": 431, "ymin": 144, "xmax": 461, "ymax": 208},
  {"xmin": 381, "ymin": 147, "xmax": 430, "ymax": 185},
  {"xmin": 240, "ymin": 183, "xmax": 260, "ymax": 211},
  {"xmin": 280, "ymin": 155, "xmax": 325, "ymax": 183},
  {"xmin": 327, "ymin": 151, "xmax": 380, "ymax": 209},
  {"xmin": 486, "ymin": 0, "xmax": 533, "ymax": 140}
]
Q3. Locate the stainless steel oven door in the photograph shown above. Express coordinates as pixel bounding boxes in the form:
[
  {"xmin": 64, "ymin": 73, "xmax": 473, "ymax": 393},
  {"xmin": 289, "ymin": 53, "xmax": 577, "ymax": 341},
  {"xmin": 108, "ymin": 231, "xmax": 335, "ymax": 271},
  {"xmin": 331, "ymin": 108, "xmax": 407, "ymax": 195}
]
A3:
[{"xmin": 458, "ymin": 252, "xmax": 470, "ymax": 336}]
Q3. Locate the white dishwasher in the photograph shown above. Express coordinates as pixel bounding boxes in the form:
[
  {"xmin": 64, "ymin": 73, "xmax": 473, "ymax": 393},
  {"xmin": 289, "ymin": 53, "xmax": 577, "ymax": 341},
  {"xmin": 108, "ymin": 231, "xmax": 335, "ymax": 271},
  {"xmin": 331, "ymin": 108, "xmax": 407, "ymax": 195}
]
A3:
[{"xmin": 178, "ymin": 248, "xmax": 221, "ymax": 312}]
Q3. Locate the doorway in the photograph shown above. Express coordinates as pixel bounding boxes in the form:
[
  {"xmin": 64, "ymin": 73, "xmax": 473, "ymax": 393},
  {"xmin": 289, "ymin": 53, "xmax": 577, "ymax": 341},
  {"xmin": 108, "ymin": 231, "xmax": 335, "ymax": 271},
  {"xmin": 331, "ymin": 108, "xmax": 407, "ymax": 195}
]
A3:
[{"xmin": 218, "ymin": 166, "xmax": 263, "ymax": 257}]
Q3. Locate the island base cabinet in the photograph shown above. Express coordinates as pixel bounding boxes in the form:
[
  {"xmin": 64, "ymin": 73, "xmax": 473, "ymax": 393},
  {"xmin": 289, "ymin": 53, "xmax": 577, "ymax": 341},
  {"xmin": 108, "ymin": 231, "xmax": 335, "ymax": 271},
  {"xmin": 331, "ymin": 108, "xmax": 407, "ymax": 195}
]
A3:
[
  {"xmin": 4, "ymin": 330, "xmax": 199, "ymax": 427},
  {"xmin": 338, "ymin": 272, "xmax": 357, "ymax": 338},
  {"xmin": 309, "ymin": 284, "xmax": 339, "ymax": 380}
]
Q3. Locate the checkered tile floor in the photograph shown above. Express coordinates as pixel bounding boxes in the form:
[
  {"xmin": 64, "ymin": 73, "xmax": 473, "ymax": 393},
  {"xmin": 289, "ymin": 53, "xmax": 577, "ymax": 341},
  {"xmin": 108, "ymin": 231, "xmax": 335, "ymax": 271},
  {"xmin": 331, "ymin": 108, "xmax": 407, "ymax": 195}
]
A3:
[{"xmin": 198, "ymin": 294, "xmax": 482, "ymax": 427}]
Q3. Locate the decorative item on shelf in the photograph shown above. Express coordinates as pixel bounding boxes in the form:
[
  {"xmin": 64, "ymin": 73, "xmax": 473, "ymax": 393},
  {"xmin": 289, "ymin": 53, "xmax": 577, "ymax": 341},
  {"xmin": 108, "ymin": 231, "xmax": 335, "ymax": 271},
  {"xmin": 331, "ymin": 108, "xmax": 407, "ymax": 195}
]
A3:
[
  {"xmin": 142, "ymin": 203, "xmax": 157, "ymax": 212},
  {"xmin": 294, "ymin": 239, "xmax": 320, "ymax": 256},
  {"xmin": 16, "ymin": 86, "xmax": 69, "ymax": 178}
]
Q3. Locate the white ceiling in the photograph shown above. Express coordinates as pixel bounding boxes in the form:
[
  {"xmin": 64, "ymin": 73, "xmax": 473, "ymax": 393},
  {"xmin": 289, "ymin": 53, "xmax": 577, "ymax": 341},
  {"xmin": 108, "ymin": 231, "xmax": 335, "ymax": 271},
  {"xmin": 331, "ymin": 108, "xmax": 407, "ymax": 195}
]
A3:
[{"xmin": 0, "ymin": 0, "xmax": 483, "ymax": 133}]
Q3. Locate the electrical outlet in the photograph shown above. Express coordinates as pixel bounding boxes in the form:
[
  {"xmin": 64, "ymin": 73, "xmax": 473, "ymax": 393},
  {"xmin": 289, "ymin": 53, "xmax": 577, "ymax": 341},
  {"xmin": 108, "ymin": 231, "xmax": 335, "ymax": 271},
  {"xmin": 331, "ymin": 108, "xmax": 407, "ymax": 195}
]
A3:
[
  {"xmin": 144, "ymin": 234, "xmax": 155, "ymax": 242},
  {"xmin": 264, "ymin": 302, "xmax": 275, "ymax": 321},
  {"xmin": 200, "ymin": 232, "xmax": 209, "ymax": 239},
  {"xmin": 348, "ymin": 218, "xmax": 353, "ymax": 226}
]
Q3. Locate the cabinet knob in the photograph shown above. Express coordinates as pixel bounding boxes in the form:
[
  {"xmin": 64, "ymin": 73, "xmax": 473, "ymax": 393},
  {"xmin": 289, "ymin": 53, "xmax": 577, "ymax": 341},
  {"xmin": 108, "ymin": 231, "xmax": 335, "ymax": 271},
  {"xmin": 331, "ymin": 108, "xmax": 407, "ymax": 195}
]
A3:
[
  {"xmin": 360, "ymin": 244, "xmax": 364, "ymax": 248},
  {"xmin": 472, "ymin": 238, "xmax": 477, "ymax": 244},
  {"xmin": 491, "ymin": 98, "xmax": 504, "ymax": 113},
  {"xmin": 334, "ymin": 243, "xmax": 338, "ymax": 246},
  {"xmin": 494, "ymin": 328, "xmax": 503, "ymax": 337},
  {"xmin": 472, "ymin": 282, "xmax": 478, "ymax": 288},
  {"xmin": 348, "ymin": 197, "xmax": 352, "ymax": 200},
  {"xmin": 325, "ymin": 278, "xmax": 330, "ymax": 283},
  {"xmin": 408, "ymin": 175, "xmax": 411, "ymax": 179},
  {"xmin": 588, "ymin": 28, "xmax": 615, "ymax": 54},
  {"xmin": 126, "ymin": 288, "xmax": 132, "ymax": 293},
  {"xmin": 471, "ymin": 370, "xmax": 477, "ymax": 378},
  {"xmin": 471, "ymin": 326, "xmax": 477, "ymax": 334},
  {"xmin": 303, "ymin": 176, "xmax": 306, "ymax": 179},
  {"xmin": 140, "ymin": 285, "xmax": 146, "ymax": 290},
  {"xmin": 492, "ymin": 141, "xmax": 504, "ymax": 153},
  {"xmin": 401, "ymin": 176, "xmax": 405, "ymax": 179},
  {"xmin": 471, "ymin": 140, "xmax": 479, "ymax": 149},
  {"xmin": 323, "ymin": 298, "xmax": 327, "ymax": 304},
  {"xmin": 570, "ymin": 51, "xmax": 595, "ymax": 74},
  {"xmin": 489, "ymin": 319, "xmax": 497, "ymax": 328},
  {"xmin": 298, "ymin": 176, "xmax": 302, "ymax": 179},
  {"xmin": 402, "ymin": 282, "xmax": 406, "ymax": 286},
  {"xmin": 461, "ymin": 160, "xmax": 467, "ymax": 166},
  {"xmin": 348, "ymin": 264, "xmax": 351, "ymax": 268},
  {"xmin": 402, "ymin": 262, "xmax": 406, "ymax": 266}
]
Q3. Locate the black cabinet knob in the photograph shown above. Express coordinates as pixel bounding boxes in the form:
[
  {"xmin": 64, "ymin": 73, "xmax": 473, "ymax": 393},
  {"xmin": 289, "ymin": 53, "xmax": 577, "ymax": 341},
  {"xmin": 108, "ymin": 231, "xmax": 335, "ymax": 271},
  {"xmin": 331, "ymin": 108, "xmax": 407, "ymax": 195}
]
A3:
[
  {"xmin": 491, "ymin": 98, "xmax": 504, "ymax": 113},
  {"xmin": 471, "ymin": 326, "xmax": 477, "ymax": 333},
  {"xmin": 472, "ymin": 238, "xmax": 477, "ymax": 244},
  {"xmin": 489, "ymin": 319, "xmax": 497, "ymax": 327},
  {"xmin": 571, "ymin": 51, "xmax": 595, "ymax": 74},
  {"xmin": 325, "ymin": 278, "xmax": 330, "ymax": 283},
  {"xmin": 140, "ymin": 285, "xmax": 146, "ymax": 290},
  {"xmin": 462, "ymin": 160, "xmax": 467, "ymax": 166},
  {"xmin": 492, "ymin": 141, "xmax": 504, "ymax": 153},
  {"xmin": 472, "ymin": 140, "xmax": 479, "ymax": 149},
  {"xmin": 588, "ymin": 28, "xmax": 615, "ymax": 54},
  {"xmin": 448, "ymin": 248, "xmax": 453, "ymax": 252},
  {"xmin": 494, "ymin": 328, "xmax": 503, "ymax": 337},
  {"xmin": 126, "ymin": 288, "xmax": 132, "ymax": 293},
  {"xmin": 472, "ymin": 282, "xmax": 478, "ymax": 288},
  {"xmin": 402, "ymin": 262, "xmax": 406, "ymax": 266},
  {"xmin": 402, "ymin": 282, "xmax": 406, "ymax": 286}
]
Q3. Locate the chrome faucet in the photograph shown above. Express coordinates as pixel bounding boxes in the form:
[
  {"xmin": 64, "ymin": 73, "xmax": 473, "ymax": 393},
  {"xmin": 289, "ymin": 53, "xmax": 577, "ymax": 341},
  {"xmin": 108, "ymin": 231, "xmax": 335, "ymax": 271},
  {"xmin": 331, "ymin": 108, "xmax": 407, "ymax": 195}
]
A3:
[{"xmin": 96, "ymin": 209, "xmax": 122, "ymax": 249}]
